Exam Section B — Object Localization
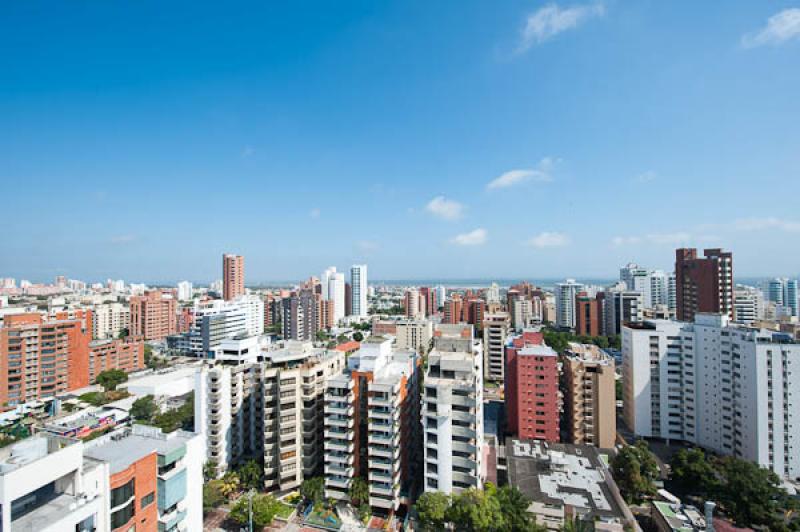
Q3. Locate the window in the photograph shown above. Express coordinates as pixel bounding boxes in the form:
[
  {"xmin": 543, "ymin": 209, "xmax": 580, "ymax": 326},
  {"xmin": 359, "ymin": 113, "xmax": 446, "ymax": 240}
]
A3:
[
  {"xmin": 141, "ymin": 491, "xmax": 155, "ymax": 509},
  {"xmin": 111, "ymin": 479, "xmax": 135, "ymax": 508}
]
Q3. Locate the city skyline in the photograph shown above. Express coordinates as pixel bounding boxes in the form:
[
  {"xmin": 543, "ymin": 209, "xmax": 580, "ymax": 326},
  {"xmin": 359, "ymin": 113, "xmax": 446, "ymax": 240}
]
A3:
[{"xmin": 3, "ymin": 2, "xmax": 800, "ymax": 280}]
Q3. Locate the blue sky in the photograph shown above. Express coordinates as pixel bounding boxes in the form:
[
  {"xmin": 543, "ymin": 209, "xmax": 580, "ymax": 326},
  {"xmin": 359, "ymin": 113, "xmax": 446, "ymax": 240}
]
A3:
[{"xmin": 2, "ymin": 1, "xmax": 799, "ymax": 283}]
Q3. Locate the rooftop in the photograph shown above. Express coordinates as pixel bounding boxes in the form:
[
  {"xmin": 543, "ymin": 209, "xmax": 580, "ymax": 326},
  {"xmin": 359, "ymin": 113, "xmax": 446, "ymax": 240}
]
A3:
[
  {"xmin": 84, "ymin": 425, "xmax": 193, "ymax": 474},
  {"xmin": 506, "ymin": 438, "xmax": 627, "ymax": 523}
]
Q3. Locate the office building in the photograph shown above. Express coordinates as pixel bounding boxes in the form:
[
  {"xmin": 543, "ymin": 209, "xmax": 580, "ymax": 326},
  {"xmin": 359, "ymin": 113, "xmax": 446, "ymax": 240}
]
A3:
[
  {"xmin": 92, "ymin": 303, "xmax": 130, "ymax": 340},
  {"xmin": 0, "ymin": 313, "xmax": 90, "ymax": 411},
  {"xmin": 561, "ymin": 343, "xmax": 616, "ymax": 448},
  {"xmin": 767, "ymin": 278, "xmax": 799, "ymax": 317},
  {"xmin": 505, "ymin": 331, "xmax": 560, "ymax": 442},
  {"xmin": 675, "ymin": 248, "xmax": 734, "ymax": 322},
  {"xmin": 323, "ymin": 337, "xmax": 422, "ymax": 513},
  {"xmin": 130, "ymin": 290, "xmax": 177, "ymax": 341},
  {"xmin": 483, "ymin": 312, "xmax": 510, "ymax": 382},
  {"xmin": 351, "ymin": 265, "xmax": 368, "ymax": 318},
  {"xmin": 223, "ymin": 254, "xmax": 245, "ymax": 301},
  {"xmin": 555, "ymin": 279, "xmax": 584, "ymax": 329},
  {"xmin": 422, "ymin": 324, "xmax": 485, "ymax": 494},
  {"xmin": 623, "ymin": 314, "xmax": 800, "ymax": 479}
]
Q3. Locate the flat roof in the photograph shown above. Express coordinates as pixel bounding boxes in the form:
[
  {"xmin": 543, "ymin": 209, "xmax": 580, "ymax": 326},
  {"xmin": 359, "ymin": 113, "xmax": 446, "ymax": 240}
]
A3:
[
  {"xmin": 506, "ymin": 438, "xmax": 626, "ymax": 522},
  {"xmin": 84, "ymin": 428, "xmax": 191, "ymax": 474}
]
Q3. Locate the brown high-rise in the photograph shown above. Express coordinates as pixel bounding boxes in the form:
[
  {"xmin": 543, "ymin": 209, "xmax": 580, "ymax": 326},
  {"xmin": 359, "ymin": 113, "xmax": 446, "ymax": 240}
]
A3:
[
  {"xmin": 675, "ymin": 248, "xmax": 734, "ymax": 322},
  {"xmin": 574, "ymin": 292, "xmax": 601, "ymax": 337},
  {"xmin": 223, "ymin": 253, "xmax": 245, "ymax": 301},
  {"xmin": 561, "ymin": 343, "xmax": 616, "ymax": 448}
]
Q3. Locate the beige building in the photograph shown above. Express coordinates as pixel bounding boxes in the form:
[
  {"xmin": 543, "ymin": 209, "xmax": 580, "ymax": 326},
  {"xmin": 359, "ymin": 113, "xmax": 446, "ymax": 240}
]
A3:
[
  {"xmin": 561, "ymin": 343, "xmax": 616, "ymax": 448},
  {"xmin": 395, "ymin": 319, "xmax": 433, "ymax": 353},
  {"xmin": 482, "ymin": 312, "xmax": 510, "ymax": 382}
]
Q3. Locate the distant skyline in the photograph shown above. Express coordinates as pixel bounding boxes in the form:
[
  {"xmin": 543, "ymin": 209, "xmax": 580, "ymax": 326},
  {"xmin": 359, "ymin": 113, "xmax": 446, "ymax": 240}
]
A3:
[{"xmin": 2, "ymin": 2, "xmax": 799, "ymax": 281}]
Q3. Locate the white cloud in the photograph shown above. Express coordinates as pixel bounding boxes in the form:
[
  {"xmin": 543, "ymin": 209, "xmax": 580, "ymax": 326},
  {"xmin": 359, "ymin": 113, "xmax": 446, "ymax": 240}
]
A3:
[
  {"xmin": 426, "ymin": 196, "xmax": 465, "ymax": 220},
  {"xmin": 487, "ymin": 158, "xmax": 556, "ymax": 190},
  {"xmin": 519, "ymin": 3, "xmax": 605, "ymax": 51},
  {"xmin": 734, "ymin": 217, "xmax": 800, "ymax": 232},
  {"xmin": 633, "ymin": 170, "xmax": 657, "ymax": 183},
  {"xmin": 527, "ymin": 232, "xmax": 570, "ymax": 248},
  {"xmin": 450, "ymin": 228, "xmax": 488, "ymax": 246},
  {"xmin": 309, "ymin": 208, "xmax": 321, "ymax": 219},
  {"xmin": 742, "ymin": 8, "xmax": 800, "ymax": 48}
]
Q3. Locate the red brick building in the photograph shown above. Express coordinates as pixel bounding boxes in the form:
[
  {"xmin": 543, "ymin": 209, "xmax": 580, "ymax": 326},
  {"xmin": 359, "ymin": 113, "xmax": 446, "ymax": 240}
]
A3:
[
  {"xmin": 675, "ymin": 248, "xmax": 734, "ymax": 322},
  {"xmin": 574, "ymin": 292, "xmax": 601, "ymax": 337},
  {"xmin": 130, "ymin": 290, "xmax": 177, "ymax": 341},
  {"xmin": 505, "ymin": 331, "xmax": 560, "ymax": 442},
  {"xmin": 223, "ymin": 253, "xmax": 245, "ymax": 301},
  {"xmin": 0, "ymin": 313, "xmax": 90, "ymax": 411},
  {"xmin": 88, "ymin": 338, "xmax": 145, "ymax": 383}
]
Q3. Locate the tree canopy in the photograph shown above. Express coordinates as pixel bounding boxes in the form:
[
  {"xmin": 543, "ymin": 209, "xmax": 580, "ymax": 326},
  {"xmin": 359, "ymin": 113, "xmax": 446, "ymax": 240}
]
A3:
[
  {"xmin": 300, "ymin": 476, "xmax": 325, "ymax": 505},
  {"xmin": 229, "ymin": 493, "xmax": 283, "ymax": 529},
  {"xmin": 610, "ymin": 440, "xmax": 660, "ymax": 504},
  {"xmin": 95, "ymin": 369, "xmax": 128, "ymax": 391},
  {"xmin": 130, "ymin": 395, "xmax": 158, "ymax": 422}
]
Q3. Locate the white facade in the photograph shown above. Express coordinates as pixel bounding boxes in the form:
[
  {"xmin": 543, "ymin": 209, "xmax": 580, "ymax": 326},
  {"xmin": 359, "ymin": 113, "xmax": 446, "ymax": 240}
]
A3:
[
  {"xmin": 176, "ymin": 280, "xmax": 193, "ymax": 302},
  {"xmin": 350, "ymin": 264, "xmax": 368, "ymax": 317},
  {"xmin": 555, "ymin": 279, "xmax": 584, "ymax": 329},
  {"xmin": 0, "ymin": 436, "xmax": 109, "ymax": 532},
  {"xmin": 623, "ymin": 314, "xmax": 800, "ymax": 479},
  {"xmin": 483, "ymin": 312, "xmax": 510, "ymax": 382},
  {"xmin": 92, "ymin": 303, "xmax": 131, "ymax": 340},
  {"xmin": 329, "ymin": 272, "xmax": 346, "ymax": 323},
  {"xmin": 423, "ymin": 326, "xmax": 485, "ymax": 495},
  {"xmin": 733, "ymin": 286, "xmax": 763, "ymax": 324}
]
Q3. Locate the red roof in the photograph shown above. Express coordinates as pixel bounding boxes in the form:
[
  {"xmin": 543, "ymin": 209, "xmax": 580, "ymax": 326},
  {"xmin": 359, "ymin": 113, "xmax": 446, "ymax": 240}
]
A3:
[{"xmin": 335, "ymin": 341, "xmax": 361, "ymax": 352}]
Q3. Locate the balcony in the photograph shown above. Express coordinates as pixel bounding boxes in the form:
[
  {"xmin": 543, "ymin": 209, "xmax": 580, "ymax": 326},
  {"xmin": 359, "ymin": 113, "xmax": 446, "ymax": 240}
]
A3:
[
  {"xmin": 325, "ymin": 464, "xmax": 354, "ymax": 476},
  {"xmin": 324, "ymin": 429, "xmax": 352, "ymax": 440},
  {"xmin": 326, "ymin": 441, "xmax": 354, "ymax": 453},
  {"xmin": 368, "ymin": 395, "xmax": 393, "ymax": 408},
  {"xmin": 324, "ymin": 417, "xmax": 354, "ymax": 429},
  {"xmin": 326, "ymin": 404, "xmax": 354, "ymax": 416},
  {"xmin": 326, "ymin": 476, "xmax": 351, "ymax": 489}
]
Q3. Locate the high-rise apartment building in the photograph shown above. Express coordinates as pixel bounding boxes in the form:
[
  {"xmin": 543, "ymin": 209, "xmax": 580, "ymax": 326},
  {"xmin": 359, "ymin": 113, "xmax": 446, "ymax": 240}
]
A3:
[
  {"xmin": 223, "ymin": 254, "xmax": 245, "ymax": 301},
  {"xmin": 675, "ymin": 248, "xmax": 734, "ymax": 322},
  {"xmin": 623, "ymin": 314, "xmax": 800, "ymax": 479},
  {"xmin": 195, "ymin": 338, "xmax": 345, "ymax": 490},
  {"xmin": 733, "ymin": 285, "xmax": 764, "ymax": 324},
  {"xmin": 0, "ymin": 313, "xmax": 90, "ymax": 410},
  {"xmin": 555, "ymin": 279, "xmax": 584, "ymax": 329},
  {"xmin": 403, "ymin": 288, "xmax": 425, "ymax": 319},
  {"xmin": 323, "ymin": 337, "xmax": 421, "ymax": 514},
  {"xmin": 176, "ymin": 280, "xmax": 193, "ymax": 302},
  {"xmin": 282, "ymin": 291, "xmax": 319, "ymax": 341},
  {"xmin": 443, "ymin": 295, "xmax": 463, "ymax": 324},
  {"xmin": 422, "ymin": 324, "xmax": 485, "ymax": 495},
  {"xmin": 574, "ymin": 292, "xmax": 601, "ymax": 337},
  {"xmin": 418, "ymin": 287, "xmax": 437, "ymax": 317},
  {"xmin": 88, "ymin": 338, "xmax": 144, "ymax": 383},
  {"xmin": 505, "ymin": 331, "xmax": 560, "ymax": 442},
  {"xmin": 92, "ymin": 303, "xmax": 130, "ymax": 340},
  {"xmin": 766, "ymin": 278, "xmax": 799, "ymax": 317},
  {"xmin": 351, "ymin": 265, "xmax": 368, "ymax": 318},
  {"xmin": 395, "ymin": 319, "xmax": 433, "ymax": 353},
  {"xmin": 603, "ymin": 289, "xmax": 643, "ymax": 336},
  {"xmin": 482, "ymin": 312, "xmax": 510, "ymax": 382},
  {"xmin": 169, "ymin": 297, "xmax": 263, "ymax": 357},
  {"xmin": 130, "ymin": 290, "xmax": 177, "ymax": 341},
  {"xmin": 561, "ymin": 343, "xmax": 616, "ymax": 448}
]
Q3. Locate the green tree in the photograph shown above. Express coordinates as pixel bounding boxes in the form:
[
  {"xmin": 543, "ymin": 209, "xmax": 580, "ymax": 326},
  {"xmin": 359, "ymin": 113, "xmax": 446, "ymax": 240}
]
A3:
[
  {"xmin": 668, "ymin": 448, "xmax": 718, "ymax": 498},
  {"xmin": 716, "ymin": 457, "xmax": 785, "ymax": 529},
  {"xmin": 353, "ymin": 331, "xmax": 364, "ymax": 342},
  {"xmin": 349, "ymin": 477, "xmax": 369, "ymax": 507},
  {"xmin": 237, "ymin": 459, "xmax": 264, "ymax": 491},
  {"xmin": 218, "ymin": 471, "xmax": 241, "ymax": 499},
  {"xmin": 446, "ymin": 486, "xmax": 504, "ymax": 532},
  {"xmin": 560, "ymin": 517, "xmax": 592, "ymax": 532},
  {"xmin": 95, "ymin": 369, "xmax": 128, "ymax": 391},
  {"xmin": 358, "ymin": 503, "xmax": 370, "ymax": 523},
  {"xmin": 130, "ymin": 395, "xmax": 157, "ymax": 422},
  {"xmin": 203, "ymin": 460, "xmax": 218, "ymax": 482},
  {"xmin": 300, "ymin": 476, "xmax": 325, "ymax": 505},
  {"xmin": 203, "ymin": 480, "xmax": 226, "ymax": 514},
  {"xmin": 610, "ymin": 440, "xmax": 659, "ymax": 504},
  {"xmin": 118, "ymin": 327, "xmax": 129, "ymax": 340},
  {"xmin": 316, "ymin": 330, "xmax": 329, "ymax": 343},
  {"xmin": 229, "ymin": 493, "xmax": 282, "ymax": 529},
  {"xmin": 415, "ymin": 491, "xmax": 450, "ymax": 531},
  {"xmin": 496, "ymin": 485, "xmax": 545, "ymax": 532},
  {"xmin": 143, "ymin": 344, "xmax": 153, "ymax": 365}
]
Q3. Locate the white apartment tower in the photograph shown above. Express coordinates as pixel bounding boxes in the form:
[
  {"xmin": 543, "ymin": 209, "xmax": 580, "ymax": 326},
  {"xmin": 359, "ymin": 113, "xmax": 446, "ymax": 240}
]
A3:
[
  {"xmin": 351, "ymin": 264, "xmax": 368, "ymax": 317},
  {"xmin": 555, "ymin": 279, "xmax": 584, "ymax": 329},
  {"xmin": 483, "ymin": 312, "xmax": 510, "ymax": 382},
  {"xmin": 422, "ymin": 324, "xmax": 485, "ymax": 494},
  {"xmin": 176, "ymin": 280, "xmax": 193, "ymax": 301},
  {"xmin": 623, "ymin": 314, "xmax": 800, "ymax": 479}
]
